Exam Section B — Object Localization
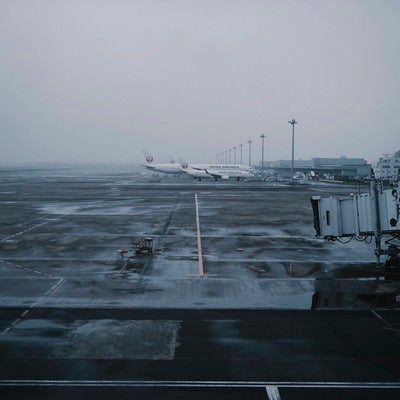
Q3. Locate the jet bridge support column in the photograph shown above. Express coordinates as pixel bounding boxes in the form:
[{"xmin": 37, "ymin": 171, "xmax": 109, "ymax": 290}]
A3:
[{"xmin": 371, "ymin": 179, "xmax": 382, "ymax": 266}]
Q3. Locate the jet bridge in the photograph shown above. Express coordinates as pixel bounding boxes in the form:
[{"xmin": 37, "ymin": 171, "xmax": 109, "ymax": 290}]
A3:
[{"xmin": 311, "ymin": 180, "xmax": 400, "ymax": 270}]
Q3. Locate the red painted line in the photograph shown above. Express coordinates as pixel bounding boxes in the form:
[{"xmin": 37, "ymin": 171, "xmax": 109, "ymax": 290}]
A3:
[{"xmin": 195, "ymin": 193, "xmax": 204, "ymax": 277}]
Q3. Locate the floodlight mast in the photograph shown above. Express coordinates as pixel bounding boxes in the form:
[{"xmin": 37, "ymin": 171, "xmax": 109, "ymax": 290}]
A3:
[
  {"xmin": 288, "ymin": 119, "xmax": 298, "ymax": 183},
  {"xmin": 260, "ymin": 134, "xmax": 265, "ymax": 171},
  {"xmin": 247, "ymin": 140, "xmax": 252, "ymax": 167}
]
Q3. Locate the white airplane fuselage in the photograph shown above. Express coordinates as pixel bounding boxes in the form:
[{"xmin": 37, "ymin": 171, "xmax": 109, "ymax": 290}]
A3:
[
  {"xmin": 144, "ymin": 163, "xmax": 185, "ymax": 174},
  {"xmin": 184, "ymin": 164, "xmax": 253, "ymax": 180},
  {"xmin": 142, "ymin": 152, "xmax": 253, "ymax": 180}
]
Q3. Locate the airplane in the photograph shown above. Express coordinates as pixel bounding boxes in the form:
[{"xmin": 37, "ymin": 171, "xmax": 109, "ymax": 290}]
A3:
[
  {"xmin": 184, "ymin": 164, "xmax": 254, "ymax": 181},
  {"xmin": 142, "ymin": 151, "xmax": 186, "ymax": 175},
  {"xmin": 142, "ymin": 151, "xmax": 254, "ymax": 180}
]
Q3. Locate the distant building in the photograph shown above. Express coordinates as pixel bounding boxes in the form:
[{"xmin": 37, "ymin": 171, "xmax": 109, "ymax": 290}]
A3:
[
  {"xmin": 374, "ymin": 151, "xmax": 400, "ymax": 180},
  {"xmin": 269, "ymin": 159, "xmax": 313, "ymax": 169},
  {"xmin": 270, "ymin": 156, "xmax": 371, "ymax": 179}
]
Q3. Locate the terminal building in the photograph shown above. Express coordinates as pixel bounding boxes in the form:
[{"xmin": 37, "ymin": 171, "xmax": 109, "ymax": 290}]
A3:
[
  {"xmin": 269, "ymin": 156, "xmax": 372, "ymax": 180},
  {"xmin": 374, "ymin": 150, "xmax": 400, "ymax": 181}
]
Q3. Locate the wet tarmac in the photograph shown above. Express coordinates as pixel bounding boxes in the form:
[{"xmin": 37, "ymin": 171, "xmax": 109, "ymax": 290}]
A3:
[
  {"xmin": 1, "ymin": 165, "xmax": 400, "ymax": 399},
  {"xmin": 1, "ymin": 165, "xmax": 398, "ymax": 310}
]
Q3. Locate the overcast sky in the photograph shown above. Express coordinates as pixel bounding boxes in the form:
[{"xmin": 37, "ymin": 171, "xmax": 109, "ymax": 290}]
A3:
[{"xmin": 1, "ymin": 0, "xmax": 399, "ymax": 165}]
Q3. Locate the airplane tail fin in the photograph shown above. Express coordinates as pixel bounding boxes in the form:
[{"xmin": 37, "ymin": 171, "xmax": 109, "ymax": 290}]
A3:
[
  {"xmin": 179, "ymin": 157, "xmax": 188, "ymax": 169},
  {"xmin": 143, "ymin": 150, "xmax": 154, "ymax": 164}
]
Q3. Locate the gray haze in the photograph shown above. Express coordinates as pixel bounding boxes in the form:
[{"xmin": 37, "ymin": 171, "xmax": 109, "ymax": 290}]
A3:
[{"xmin": 1, "ymin": 0, "xmax": 399, "ymax": 165}]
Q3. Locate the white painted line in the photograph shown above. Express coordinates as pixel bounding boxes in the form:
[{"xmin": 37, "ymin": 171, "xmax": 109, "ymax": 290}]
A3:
[
  {"xmin": 266, "ymin": 385, "xmax": 281, "ymax": 400},
  {"xmin": 37, "ymin": 278, "xmax": 65, "ymax": 304},
  {"xmin": 371, "ymin": 309, "xmax": 400, "ymax": 337},
  {"xmin": 0, "ymin": 260, "xmax": 56, "ymax": 278},
  {"xmin": 0, "ymin": 380, "xmax": 399, "ymax": 389},
  {"xmin": 1, "ymin": 278, "xmax": 65, "ymax": 335},
  {"xmin": 371, "ymin": 310, "xmax": 384, "ymax": 321},
  {"xmin": 194, "ymin": 193, "xmax": 204, "ymax": 277},
  {"xmin": 0, "ymin": 220, "xmax": 57, "ymax": 243}
]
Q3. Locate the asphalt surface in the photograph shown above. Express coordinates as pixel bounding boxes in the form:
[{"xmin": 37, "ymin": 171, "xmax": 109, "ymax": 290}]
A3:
[
  {"xmin": 0, "ymin": 165, "xmax": 400, "ymax": 399},
  {"xmin": 1, "ymin": 165, "xmax": 397, "ymax": 310},
  {"xmin": 0, "ymin": 308, "xmax": 400, "ymax": 399},
  {"xmin": 1, "ymin": 308, "xmax": 400, "ymax": 399}
]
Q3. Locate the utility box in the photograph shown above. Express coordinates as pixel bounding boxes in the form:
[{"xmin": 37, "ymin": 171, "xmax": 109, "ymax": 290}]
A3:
[{"xmin": 135, "ymin": 237, "xmax": 153, "ymax": 254}]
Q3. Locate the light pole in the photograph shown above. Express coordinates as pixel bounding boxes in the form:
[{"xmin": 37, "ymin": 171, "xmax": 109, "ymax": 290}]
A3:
[
  {"xmin": 239, "ymin": 144, "xmax": 243, "ymax": 164},
  {"xmin": 225, "ymin": 150, "xmax": 228, "ymax": 164},
  {"xmin": 260, "ymin": 133, "xmax": 265, "ymax": 171},
  {"xmin": 288, "ymin": 119, "xmax": 298, "ymax": 183},
  {"xmin": 229, "ymin": 149, "xmax": 232, "ymax": 164},
  {"xmin": 233, "ymin": 146, "xmax": 237, "ymax": 164},
  {"xmin": 247, "ymin": 140, "xmax": 252, "ymax": 167}
]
